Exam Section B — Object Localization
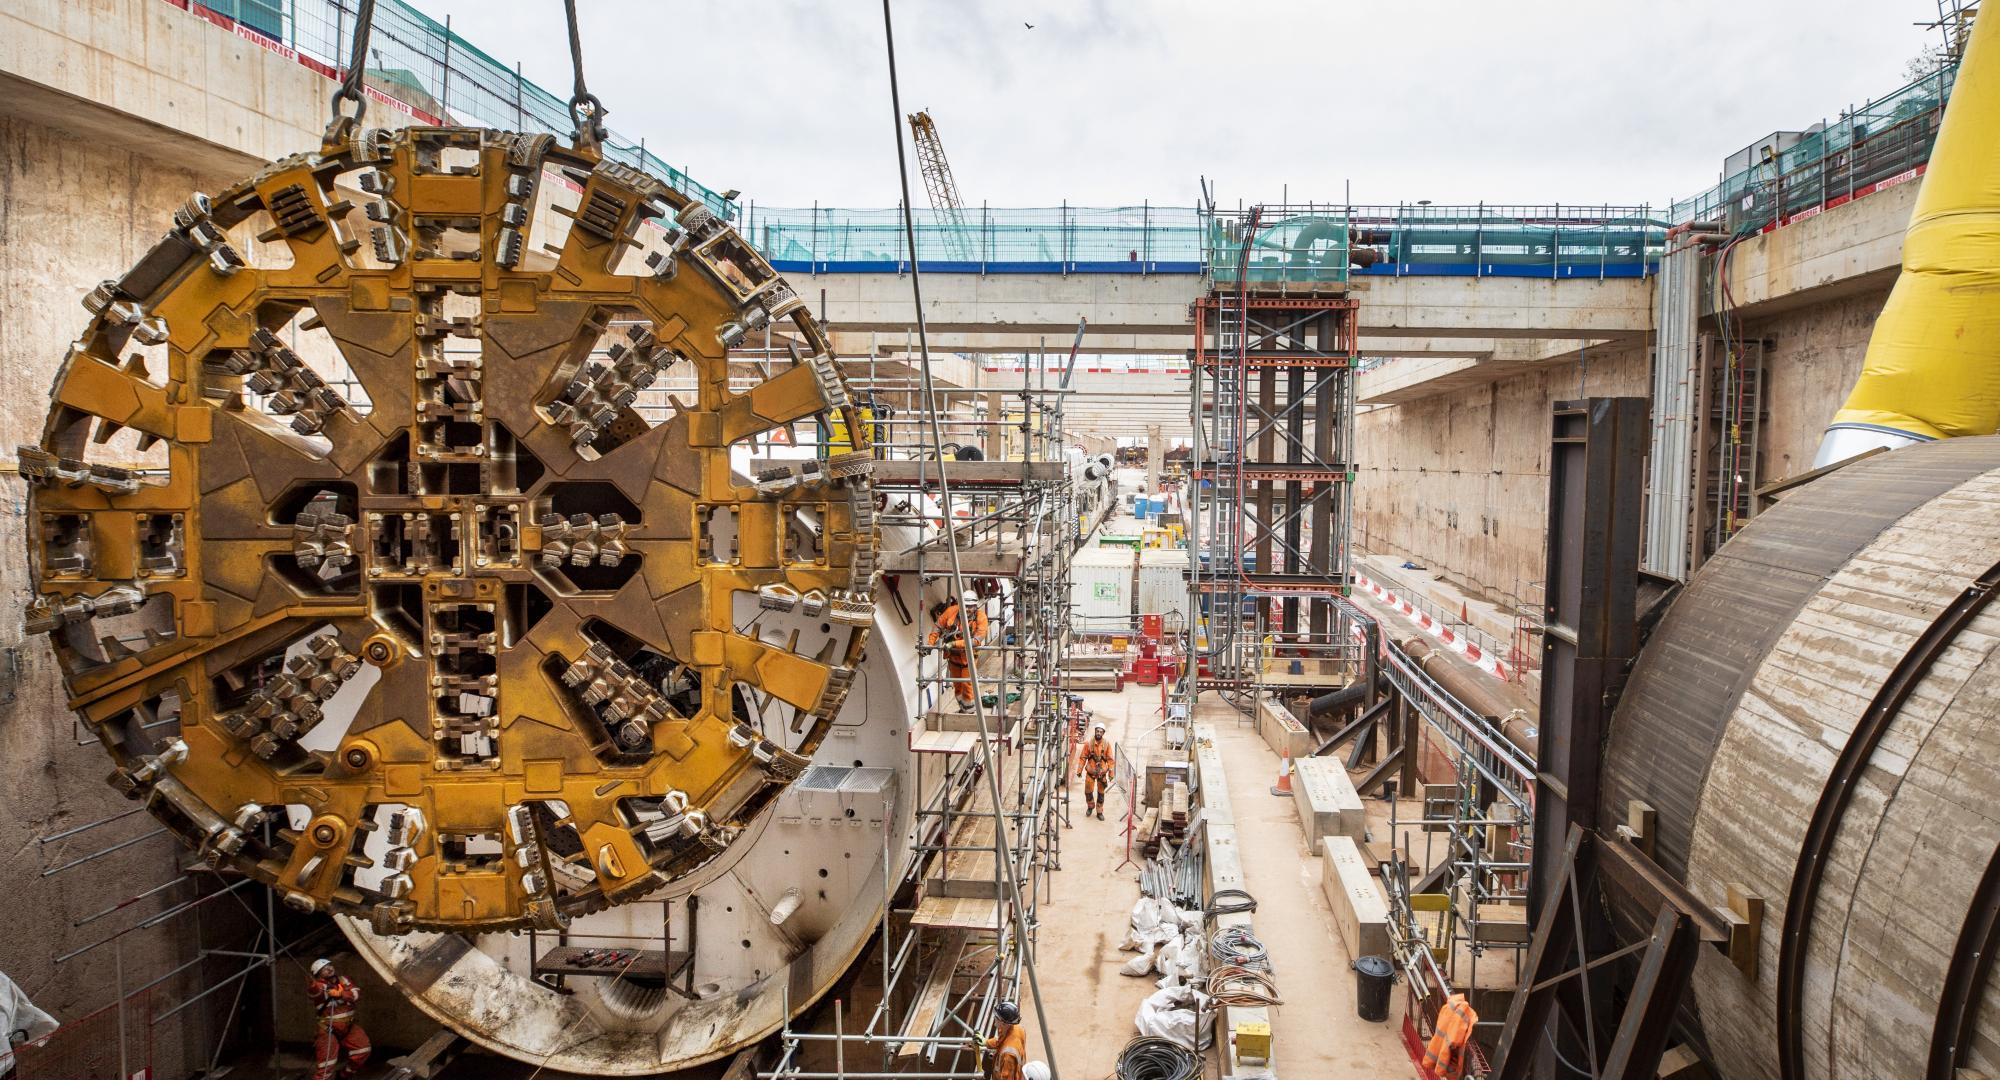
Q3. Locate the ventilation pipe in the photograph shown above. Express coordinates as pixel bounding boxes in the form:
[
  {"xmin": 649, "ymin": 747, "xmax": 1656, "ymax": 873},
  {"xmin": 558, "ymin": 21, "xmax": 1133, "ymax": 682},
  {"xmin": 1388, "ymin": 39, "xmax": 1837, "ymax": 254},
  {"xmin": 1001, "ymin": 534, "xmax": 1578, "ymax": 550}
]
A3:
[{"xmin": 1814, "ymin": 4, "xmax": 2000, "ymax": 466}]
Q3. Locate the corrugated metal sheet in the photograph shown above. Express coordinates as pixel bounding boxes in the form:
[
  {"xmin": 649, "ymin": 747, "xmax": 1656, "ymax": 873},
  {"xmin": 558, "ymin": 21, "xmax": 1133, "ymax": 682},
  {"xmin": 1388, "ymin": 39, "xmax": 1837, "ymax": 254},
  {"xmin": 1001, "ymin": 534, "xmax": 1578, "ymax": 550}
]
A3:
[
  {"xmin": 1136, "ymin": 548, "xmax": 1192, "ymax": 626},
  {"xmin": 1643, "ymin": 243, "xmax": 1701, "ymax": 580}
]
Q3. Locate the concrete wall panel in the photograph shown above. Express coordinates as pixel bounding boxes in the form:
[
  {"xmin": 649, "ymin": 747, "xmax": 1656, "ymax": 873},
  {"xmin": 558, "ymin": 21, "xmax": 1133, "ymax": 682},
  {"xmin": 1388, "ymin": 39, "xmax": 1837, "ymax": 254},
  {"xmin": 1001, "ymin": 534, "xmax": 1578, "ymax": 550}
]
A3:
[
  {"xmin": 1354, "ymin": 344, "xmax": 1646, "ymax": 609},
  {"xmin": 0, "ymin": 109, "xmax": 264, "ymax": 1079}
]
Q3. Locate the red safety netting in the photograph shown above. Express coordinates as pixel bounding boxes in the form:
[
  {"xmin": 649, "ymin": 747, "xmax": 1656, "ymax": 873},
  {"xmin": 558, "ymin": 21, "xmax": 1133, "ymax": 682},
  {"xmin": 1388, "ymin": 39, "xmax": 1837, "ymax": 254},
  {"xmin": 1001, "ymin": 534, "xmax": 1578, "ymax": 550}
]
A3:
[{"xmin": 4, "ymin": 989, "xmax": 153, "ymax": 1080}]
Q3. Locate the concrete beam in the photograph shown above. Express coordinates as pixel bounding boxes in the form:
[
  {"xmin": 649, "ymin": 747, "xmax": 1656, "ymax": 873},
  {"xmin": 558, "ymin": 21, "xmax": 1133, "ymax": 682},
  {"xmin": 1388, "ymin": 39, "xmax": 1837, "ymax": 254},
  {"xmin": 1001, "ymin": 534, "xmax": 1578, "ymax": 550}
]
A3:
[
  {"xmin": 1348, "ymin": 275, "xmax": 1652, "ymax": 340},
  {"xmin": 0, "ymin": 0, "xmax": 411, "ymax": 178},
  {"xmin": 799, "ymin": 269, "xmax": 1199, "ymax": 338},
  {"xmin": 831, "ymin": 328, "xmax": 1194, "ymax": 355},
  {"xmin": 1707, "ymin": 176, "xmax": 1914, "ymax": 317},
  {"xmin": 807, "ymin": 270, "xmax": 1655, "ymax": 349},
  {"xmin": 1351, "ymin": 182, "xmax": 1923, "ymax": 408},
  {"xmin": 834, "ymin": 329, "xmax": 1552, "ymax": 361},
  {"xmin": 1357, "ymin": 338, "xmax": 1620, "ymax": 405}
]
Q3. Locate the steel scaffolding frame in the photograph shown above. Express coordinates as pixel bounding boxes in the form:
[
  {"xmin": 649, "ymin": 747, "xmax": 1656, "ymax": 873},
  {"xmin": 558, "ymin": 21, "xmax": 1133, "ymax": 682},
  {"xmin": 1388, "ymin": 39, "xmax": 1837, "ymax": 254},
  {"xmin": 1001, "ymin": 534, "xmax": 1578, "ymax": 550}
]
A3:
[
  {"xmin": 762, "ymin": 360, "xmax": 1074, "ymax": 1080},
  {"xmin": 19, "ymin": 799, "xmax": 291, "ymax": 1079},
  {"xmin": 1185, "ymin": 206, "xmax": 1359, "ymax": 694}
]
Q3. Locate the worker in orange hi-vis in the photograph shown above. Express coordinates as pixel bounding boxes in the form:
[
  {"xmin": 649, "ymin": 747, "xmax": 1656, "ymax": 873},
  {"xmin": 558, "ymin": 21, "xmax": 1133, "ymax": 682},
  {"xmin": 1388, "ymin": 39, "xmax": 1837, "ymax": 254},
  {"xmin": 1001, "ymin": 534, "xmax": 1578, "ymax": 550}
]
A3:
[
  {"xmin": 984, "ymin": 1000, "xmax": 1027, "ymax": 1080},
  {"xmin": 306, "ymin": 958, "xmax": 371, "ymax": 1080},
  {"xmin": 926, "ymin": 591, "xmax": 989, "ymax": 710},
  {"xmin": 1079, "ymin": 721, "xmax": 1114, "ymax": 820}
]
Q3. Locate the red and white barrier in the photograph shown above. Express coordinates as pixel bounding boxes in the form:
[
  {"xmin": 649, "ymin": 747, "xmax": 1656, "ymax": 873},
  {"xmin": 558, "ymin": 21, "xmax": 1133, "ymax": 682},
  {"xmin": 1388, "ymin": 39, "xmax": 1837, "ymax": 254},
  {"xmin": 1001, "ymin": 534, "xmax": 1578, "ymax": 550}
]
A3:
[{"xmin": 1352, "ymin": 572, "xmax": 1512, "ymax": 683}]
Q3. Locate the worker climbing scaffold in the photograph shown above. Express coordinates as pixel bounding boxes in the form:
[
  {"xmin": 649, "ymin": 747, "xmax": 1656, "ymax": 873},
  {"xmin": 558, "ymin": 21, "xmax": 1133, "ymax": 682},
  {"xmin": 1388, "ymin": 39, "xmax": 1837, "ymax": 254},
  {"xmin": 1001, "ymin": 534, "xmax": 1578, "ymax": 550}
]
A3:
[{"xmin": 306, "ymin": 958, "xmax": 370, "ymax": 1080}]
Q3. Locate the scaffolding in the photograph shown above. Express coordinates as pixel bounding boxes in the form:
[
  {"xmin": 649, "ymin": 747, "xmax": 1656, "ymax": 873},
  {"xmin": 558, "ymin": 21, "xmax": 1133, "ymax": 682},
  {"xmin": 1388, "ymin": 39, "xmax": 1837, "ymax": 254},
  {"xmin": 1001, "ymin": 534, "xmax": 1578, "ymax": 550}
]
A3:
[
  {"xmin": 1185, "ymin": 205, "xmax": 1360, "ymax": 697},
  {"xmin": 760, "ymin": 357, "xmax": 1077, "ymax": 1079},
  {"xmin": 1328, "ymin": 598, "xmax": 1537, "ymax": 1059},
  {"xmin": 15, "ymin": 726, "xmax": 293, "ymax": 1079}
]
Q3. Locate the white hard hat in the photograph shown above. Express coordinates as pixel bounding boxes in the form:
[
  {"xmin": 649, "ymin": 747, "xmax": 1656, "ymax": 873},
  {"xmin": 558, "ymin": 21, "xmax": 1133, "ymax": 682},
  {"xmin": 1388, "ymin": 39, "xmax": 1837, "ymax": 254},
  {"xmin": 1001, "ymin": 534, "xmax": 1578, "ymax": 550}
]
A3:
[
  {"xmin": 311, "ymin": 958, "xmax": 333, "ymax": 976},
  {"xmin": 1094, "ymin": 721, "xmax": 1107, "ymax": 734},
  {"xmin": 962, "ymin": 590, "xmax": 978, "ymax": 604},
  {"xmin": 1024, "ymin": 1063, "xmax": 1052, "ymax": 1080}
]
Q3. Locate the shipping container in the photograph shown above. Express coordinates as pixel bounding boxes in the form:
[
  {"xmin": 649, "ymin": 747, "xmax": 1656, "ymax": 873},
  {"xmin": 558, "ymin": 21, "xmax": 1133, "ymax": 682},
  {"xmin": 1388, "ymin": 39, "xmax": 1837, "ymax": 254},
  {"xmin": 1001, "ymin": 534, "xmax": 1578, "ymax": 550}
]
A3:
[
  {"xmin": 1137, "ymin": 548, "xmax": 1192, "ymax": 628},
  {"xmin": 1070, "ymin": 545, "xmax": 1137, "ymax": 629}
]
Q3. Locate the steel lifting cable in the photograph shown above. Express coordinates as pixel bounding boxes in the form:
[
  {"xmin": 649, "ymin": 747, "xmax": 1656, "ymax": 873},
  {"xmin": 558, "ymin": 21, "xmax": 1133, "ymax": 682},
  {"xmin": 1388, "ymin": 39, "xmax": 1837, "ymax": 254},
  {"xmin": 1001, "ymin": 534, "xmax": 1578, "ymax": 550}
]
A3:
[
  {"xmin": 561, "ymin": 0, "xmax": 607, "ymax": 149},
  {"xmin": 880, "ymin": 3, "xmax": 1059, "ymax": 1076},
  {"xmin": 1116, "ymin": 1035, "xmax": 1202, "ymax": 1080},
  {"xmin": 325, "ymin": 0, "xmax": 379, "ymax": 143}
]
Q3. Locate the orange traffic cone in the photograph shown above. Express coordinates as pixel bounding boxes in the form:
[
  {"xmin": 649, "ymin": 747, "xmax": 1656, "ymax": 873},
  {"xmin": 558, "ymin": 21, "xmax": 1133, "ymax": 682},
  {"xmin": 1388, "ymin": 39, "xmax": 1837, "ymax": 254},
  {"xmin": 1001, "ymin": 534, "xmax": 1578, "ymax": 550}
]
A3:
[{"xmin": 1270, "ymin": 752, "xmax": 1294, "ymax": 797}]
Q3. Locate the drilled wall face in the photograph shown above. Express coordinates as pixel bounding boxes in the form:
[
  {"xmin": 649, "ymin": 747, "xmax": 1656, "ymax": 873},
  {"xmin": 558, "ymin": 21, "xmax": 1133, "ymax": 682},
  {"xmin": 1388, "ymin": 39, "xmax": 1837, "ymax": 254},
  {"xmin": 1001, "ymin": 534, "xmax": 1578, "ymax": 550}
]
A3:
[
  {"xmin": 1351, "ymin": 344, "xmax": 1647, "ymax": 609},
  {"xmin": 1604, "ymin": 438, "xmax": 2000, "ymax": 1079},
  {"xmin": 1353, "ymin": 278, "xmax": 1893, "ymax": 618},
  {"xmin": 0, "ymin": 111, "xmax": 247, "ymax": 1078},
  {"xmin": 1738, "ymin": 289, "xmax": 1892, "ymax": 483}
]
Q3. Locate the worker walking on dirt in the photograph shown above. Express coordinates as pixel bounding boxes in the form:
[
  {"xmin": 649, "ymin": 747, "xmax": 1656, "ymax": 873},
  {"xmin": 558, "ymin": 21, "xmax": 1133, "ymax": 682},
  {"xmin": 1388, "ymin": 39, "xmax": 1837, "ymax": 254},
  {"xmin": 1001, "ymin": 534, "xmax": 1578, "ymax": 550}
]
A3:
[
  {"xmin": 1079, "ymin": 721, "xmax": 1114, "ymax": 820},
  {"xmin": 927, "ymin": 591, "xmax": 989, "ymax": 710},
  {"xmin": 985, "ymin": 1000, "xmax": 1027, "ymax": 1080},
  {"xmin": 306, "ymin": 958, "xmax": 370, "ymax": 1080}
]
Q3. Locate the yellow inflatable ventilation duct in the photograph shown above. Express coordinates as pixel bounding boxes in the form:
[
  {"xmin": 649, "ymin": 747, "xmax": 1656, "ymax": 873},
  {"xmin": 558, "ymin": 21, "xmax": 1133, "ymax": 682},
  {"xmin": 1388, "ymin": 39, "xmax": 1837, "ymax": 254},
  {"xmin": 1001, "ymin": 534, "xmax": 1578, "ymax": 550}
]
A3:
[{"xmin": 1815, "ymin": 3, "xmax": 2000, "ymax": 467}]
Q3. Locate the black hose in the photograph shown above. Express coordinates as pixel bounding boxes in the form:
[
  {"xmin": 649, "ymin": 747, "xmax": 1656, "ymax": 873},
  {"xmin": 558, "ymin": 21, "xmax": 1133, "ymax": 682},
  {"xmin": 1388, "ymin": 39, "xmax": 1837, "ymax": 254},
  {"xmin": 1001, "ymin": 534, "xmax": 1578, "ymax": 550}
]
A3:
[
  {"xmin": 1204, "ymin": 887, "xmax": 1257, "ymax": 923},
  {"xmin": 1116, "ymin": 1035, "xmax": 1201, "ymax": 1080},
  {"xmin": 1307, "ymin": 679, "xmax": 1368, "ymax": 718}
]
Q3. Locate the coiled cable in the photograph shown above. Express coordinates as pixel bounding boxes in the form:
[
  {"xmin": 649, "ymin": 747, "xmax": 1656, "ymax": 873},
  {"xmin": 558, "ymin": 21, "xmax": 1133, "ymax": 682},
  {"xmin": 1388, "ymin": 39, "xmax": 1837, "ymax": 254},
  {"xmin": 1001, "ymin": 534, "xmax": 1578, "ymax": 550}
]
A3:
[
  {"xmin": 1206, "ymin": 963, "xmax": 1283, "ymax": 1007},
  {"xmin": 1115, "ymin": 1035, "xmax": 1202, "ymax": 1080},
  {"xmin": 1207, "ymin": 924, "xmax": 1271, "ymax": 971}
]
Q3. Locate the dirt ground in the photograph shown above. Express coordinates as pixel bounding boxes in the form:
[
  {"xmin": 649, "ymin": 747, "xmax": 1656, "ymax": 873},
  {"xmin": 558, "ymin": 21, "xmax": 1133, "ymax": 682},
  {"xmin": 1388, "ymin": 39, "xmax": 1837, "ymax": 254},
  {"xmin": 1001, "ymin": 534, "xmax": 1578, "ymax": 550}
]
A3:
[{"xmin": 1017, "ymin": 683, "xmax": 1414, "ymax": 1079}]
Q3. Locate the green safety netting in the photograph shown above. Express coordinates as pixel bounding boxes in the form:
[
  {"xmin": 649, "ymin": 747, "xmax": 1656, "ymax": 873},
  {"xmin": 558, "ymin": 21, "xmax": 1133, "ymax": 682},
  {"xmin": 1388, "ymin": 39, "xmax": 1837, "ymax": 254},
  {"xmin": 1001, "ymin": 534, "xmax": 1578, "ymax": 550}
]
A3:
[
  {"xmin": 742, "ymin": 203, "xmax": 1665, "ymax": 278},
  {"xmin": 740, "ymin": 205, "xmax": 1205, "ymax": 267},
  {"xmin": 199, "ymin": 0, "xmax": 734, "ymax": 216},
  {"xmin": 1669, "ymin": 61, "xmax": 1958, "ymax": 227}
]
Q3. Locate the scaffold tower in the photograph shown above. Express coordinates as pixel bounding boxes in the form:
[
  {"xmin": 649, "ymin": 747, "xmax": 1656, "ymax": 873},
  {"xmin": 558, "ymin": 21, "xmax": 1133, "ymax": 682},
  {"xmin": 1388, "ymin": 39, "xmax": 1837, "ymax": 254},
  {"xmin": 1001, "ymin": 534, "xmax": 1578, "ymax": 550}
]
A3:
[{"xmin": 1186, "ymin": 205, "xmax": 1360, "ymax": 693}]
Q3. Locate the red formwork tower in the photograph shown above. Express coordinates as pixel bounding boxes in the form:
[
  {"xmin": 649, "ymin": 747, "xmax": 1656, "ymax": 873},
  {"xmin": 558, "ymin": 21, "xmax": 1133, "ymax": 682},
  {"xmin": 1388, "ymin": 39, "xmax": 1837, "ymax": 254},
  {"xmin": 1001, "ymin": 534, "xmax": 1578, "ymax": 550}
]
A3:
[{"xmin": 1187, "ymin": 205, "xmax": 1360, "ymax": 692}]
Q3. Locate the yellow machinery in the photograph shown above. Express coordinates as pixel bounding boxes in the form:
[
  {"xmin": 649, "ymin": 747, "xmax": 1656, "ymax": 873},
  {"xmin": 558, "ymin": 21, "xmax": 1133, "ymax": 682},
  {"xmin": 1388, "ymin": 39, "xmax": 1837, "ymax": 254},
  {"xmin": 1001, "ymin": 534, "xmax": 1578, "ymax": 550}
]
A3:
[
  {"xmin": 18, "ymin": 126, "xmax": 879, "ymax": 935},
  {"xmin": 1818, "ymin": 3, "xmax": 2000, "ymax": 464}
]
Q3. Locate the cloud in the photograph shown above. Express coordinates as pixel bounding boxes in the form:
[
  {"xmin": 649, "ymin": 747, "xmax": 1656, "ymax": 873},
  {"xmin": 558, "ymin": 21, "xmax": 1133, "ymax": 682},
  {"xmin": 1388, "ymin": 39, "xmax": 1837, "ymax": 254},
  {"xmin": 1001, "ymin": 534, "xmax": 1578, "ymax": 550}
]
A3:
[{"xmin": 414, "ymin": 0, "xmax": 1944, "ymax": 210}]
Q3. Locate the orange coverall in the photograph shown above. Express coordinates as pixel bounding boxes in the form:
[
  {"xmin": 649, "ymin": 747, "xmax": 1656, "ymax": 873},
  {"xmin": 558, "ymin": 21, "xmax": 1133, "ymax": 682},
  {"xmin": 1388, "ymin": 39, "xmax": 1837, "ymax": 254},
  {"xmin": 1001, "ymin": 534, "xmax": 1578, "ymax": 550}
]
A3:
[
  {"xmin": 1079, "ymin": 734, "xmax": 1114, "ymax": 816},
  {"xmin": 927, "ymin": 599, "xmax": 990, "ymax": 708},
  {"xmin": 985, "ymin": 1021, "xmax": 1026, "ymax": 1080},
  {"xmin": 308, "ymin": 972, "xmax": 371, "ymax": 1080}
]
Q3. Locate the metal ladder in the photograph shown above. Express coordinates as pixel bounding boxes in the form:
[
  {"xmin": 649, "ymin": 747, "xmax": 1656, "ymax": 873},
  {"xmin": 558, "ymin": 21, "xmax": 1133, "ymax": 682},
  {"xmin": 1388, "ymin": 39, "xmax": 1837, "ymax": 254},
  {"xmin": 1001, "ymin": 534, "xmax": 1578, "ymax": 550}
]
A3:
[
  {"xmin": 1207, "ymin": 283, "xmax": 1251, "ymax": 682},
  {"xmin": 1709, "ymin": 339, "xmax": 1765, "ymax": 552}
]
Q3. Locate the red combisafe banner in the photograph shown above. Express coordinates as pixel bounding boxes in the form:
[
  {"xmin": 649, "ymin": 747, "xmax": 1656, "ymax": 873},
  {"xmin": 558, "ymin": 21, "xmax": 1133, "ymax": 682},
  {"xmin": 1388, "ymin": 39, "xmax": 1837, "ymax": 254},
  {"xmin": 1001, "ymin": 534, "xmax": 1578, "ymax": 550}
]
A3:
[
  {"xmin": 1755, "ymin": 164, "xmax": 1926, "ymax": 236},
  {"xmin": 165, "ymin": 0, "xmax": 444, "ymax": 125}
]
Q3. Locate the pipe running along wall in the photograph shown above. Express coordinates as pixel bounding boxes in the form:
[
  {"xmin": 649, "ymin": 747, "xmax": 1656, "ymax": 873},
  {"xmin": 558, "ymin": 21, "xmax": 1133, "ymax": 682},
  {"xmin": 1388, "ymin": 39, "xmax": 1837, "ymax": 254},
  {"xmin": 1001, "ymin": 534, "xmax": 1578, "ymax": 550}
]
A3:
[{"xmin": 1816, "ymin": 3, "xmax": 2000, "ymax": 466}]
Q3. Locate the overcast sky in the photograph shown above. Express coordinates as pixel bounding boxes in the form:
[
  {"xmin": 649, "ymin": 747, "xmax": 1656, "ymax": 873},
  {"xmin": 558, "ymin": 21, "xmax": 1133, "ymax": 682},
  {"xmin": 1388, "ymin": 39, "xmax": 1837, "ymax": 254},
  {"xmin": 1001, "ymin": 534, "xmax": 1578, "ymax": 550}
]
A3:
[{"xmin": 414, "ymin": 0, "xmax": 1946, "ymax": 211}]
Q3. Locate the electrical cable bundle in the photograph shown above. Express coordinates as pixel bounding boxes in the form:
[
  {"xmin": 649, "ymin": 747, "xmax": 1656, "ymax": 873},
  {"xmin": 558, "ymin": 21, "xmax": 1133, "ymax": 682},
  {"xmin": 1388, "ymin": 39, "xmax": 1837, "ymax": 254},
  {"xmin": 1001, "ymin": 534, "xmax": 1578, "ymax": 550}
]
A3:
[
  {"xmin": 1207, "ymin": 924, "xmax": 1270, "ymax": 971},
  {"xmin": 1206, "ymin": 963, "xmax": 1283, "ymax": 1007},
  {"xmin": 1115, "ymin": 1035, "xmax": 1202, "ymax": 1080},
  {"xmin": 1203, "ymin": 887, "xmax": 1256, "ymax": 923}
]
